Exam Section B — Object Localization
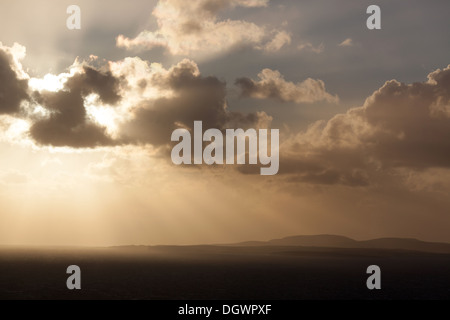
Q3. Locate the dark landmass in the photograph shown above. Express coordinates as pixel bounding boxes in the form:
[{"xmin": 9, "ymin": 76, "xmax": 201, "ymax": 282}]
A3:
[
  {"xmin": 232, "ymin": 234, "xmax": 450, "ymax": 254},
  {"xmin": 1, "ymin": 235, "xmax": 449, "ymax": 300}
]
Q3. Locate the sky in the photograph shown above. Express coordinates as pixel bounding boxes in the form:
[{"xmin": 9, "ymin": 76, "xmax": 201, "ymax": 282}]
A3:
[{"xmin": 0, "ymin": 0, "xmax": 449, "ymax": 246}]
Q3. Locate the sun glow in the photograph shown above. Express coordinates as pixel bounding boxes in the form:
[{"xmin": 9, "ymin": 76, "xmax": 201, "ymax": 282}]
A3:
[
  {"xmin": 29, "ymin": 73, "xmax": 67, "ymax": 92},
  {"xmin": 0, "ymin": 116, "xmax": 31, "ymax": 146},
  {"xmin": 84, "ymin": 94, "xmax": 120, "ymax": 136},
  {"xmin": 88, "ymin": 106, "xmax": 119, "ymax": 134}
]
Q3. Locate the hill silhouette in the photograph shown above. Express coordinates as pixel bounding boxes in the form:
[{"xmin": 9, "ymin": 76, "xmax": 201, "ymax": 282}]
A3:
[{"xmin": 232, "ymin": 234, "xmax": 450, "ymax": 254}]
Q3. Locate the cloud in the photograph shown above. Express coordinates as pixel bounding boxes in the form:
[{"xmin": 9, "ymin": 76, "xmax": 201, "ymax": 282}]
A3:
[
  {"xmin": 1, "ymin": 170, "xmax": 28, "ymax": 185},
  {"xmin": 235, "ymin": 68, "xmax": 339, "ymax": 104},
  {"xmin": 0, "ymin": 43, "xmax": 29, "ymax": 114},
  {"xmin": 12, "ymin": 40, "xmax": 450, "ymax": 189},
  {"xmin": 118, "ymin": 59, "xmax": 271, "ymax": 146},
  {"xmin": 0, "ymin": 43, "xmax": 272, "ymax": 151},
  {"xmin": 277, "ymin": 65, "xmax": 450, "ymax": 185},
  {"xmin": 29, "ymin": 65, "xmax": 123, "ymax": 148},
  {"xmin": 4, "ymin": 40, "xmax": 450, "ymax": 190},
  {"xmin": 338, "ymin": 38, "xmax": 353, "ymax": 47},
  {"xmin": 298, "ymin": 42, "xmax": 324, "ymax": 54},
  {"xmin": 116, "ymin": 0, "xmax": 288, "ymax": 58},
  {"xmin": 263, "ymin": 31, "xmax": 291, "ymax": 52}
]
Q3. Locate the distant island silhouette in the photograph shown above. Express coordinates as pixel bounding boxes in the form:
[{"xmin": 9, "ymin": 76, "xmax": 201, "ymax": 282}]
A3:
[
  {"xmin": 113, "ymin": 234, "xmax": 450, "ymax": 254},
  {"xmin": 226, "ymin": 234, "xmax": 450, "ymax": 254}
]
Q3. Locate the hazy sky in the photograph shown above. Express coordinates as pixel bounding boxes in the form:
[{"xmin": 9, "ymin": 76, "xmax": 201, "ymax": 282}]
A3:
[{"xmin": 0, "ymin": 0, "xmax": 449, "ymax": 246}]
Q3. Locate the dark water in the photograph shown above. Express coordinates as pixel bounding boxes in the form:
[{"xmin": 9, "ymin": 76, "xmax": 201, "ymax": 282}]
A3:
[{"xmin": 0, "ymin": 246, "xmax": 449, "ymax": 300}]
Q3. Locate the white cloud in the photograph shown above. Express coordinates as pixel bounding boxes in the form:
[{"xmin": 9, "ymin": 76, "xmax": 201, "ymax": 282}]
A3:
[
  {"xmin": 263, "ymin": 31, "xmax": 291, "ymax": 52},
  {"xmin": 116, "ymin": 0, "xmax": 289, "ymax": 58},
  {"xmin": 338, "ymin": 38, "xmax": 353, "ymax": 47},
  {"xmin": 0, "ymin": 42, "xmax": 28, "ymax": 79},
  {"xmin": 298, "ymin": 42, "xmax": 324, "ymax": 54}
]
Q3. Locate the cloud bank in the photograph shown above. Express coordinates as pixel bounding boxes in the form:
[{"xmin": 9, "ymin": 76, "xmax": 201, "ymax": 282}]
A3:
[
  {"xmin": 0, "ymin": 43, "xmax": 270, "ymax": 150},
  {"xmin": 2, "ymin": 41, "xmax": 450, "ymax": 190},
  {"xmin": 276, "ymin": 65, "xmax": 450, "ymax": 185}
]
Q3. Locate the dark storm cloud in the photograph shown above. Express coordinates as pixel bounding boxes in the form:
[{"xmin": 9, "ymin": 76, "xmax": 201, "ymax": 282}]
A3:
[
  {"xmin": 274, "ymin": 65, "xmax": 450, "ymax": 186},
  {"xmin": 66, "ymin": 66, "xmax": 122, "ymax": 105},
  {"xmin": 326, "ymin": 65, "xmax": 450, "ymax": 170},
  {"xmin": 29, "ymin": 66, "xmax": 122, "ymax": 148},
  {"xmin": 0, "ymin": 50, "xmax": 28, "ymax": 114},
  {"xmin": 120, "ymin": 59, "xmax": 270, "ymax": 146}
]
